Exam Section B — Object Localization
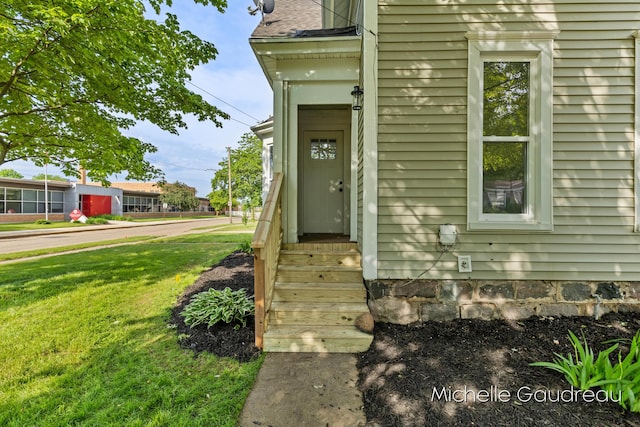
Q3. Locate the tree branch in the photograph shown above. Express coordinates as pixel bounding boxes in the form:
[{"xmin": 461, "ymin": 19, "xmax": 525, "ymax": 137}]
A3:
[
  {"xmin": 0, "ymin": 34, "xmax": 49, "ymax": 100},
  {"xmin": 0, "ymin": 5, "xmax": 102, "ymax": 100},
  {"xmin": 0, "ymin": 98, "xmax": 99, "ymax": 119}
]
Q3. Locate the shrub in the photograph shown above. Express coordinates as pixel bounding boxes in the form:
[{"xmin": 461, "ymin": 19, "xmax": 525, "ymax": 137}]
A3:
[
  {"xmin": 182, "ymin": 287, "xmax": 254, "ymax": 330},
  {"xmin": 35, "ymin": 219, "xmax": 51, "ymax": 225}
]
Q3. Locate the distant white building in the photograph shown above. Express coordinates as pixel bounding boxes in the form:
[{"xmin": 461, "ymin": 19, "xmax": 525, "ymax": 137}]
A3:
[
  {"xmin": 0, "ymin": 177, "xmax": 207, "ymax": 222},
  {"xmin": 251, "ymin": 116, "xmax": 274, "ymax": 205}
]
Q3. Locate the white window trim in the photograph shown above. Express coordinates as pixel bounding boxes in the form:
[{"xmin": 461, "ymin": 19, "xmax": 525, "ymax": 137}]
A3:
[
  {"xmin": 466, "ymin": 31, "xmax": 556, "ymax": 231},
  {"xmin": 634, "ymin": 32, "xmax": 640, "ymax": 232}
]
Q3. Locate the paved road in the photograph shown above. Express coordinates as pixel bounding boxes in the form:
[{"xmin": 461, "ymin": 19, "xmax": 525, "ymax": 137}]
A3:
[{"xmin": 0, "ymin": 217, "xmax": 234, "ymax": 255}]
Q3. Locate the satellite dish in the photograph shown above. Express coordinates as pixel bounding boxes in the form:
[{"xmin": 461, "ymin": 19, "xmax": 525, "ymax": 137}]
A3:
[
  {"xmin": 262, "ymin": 0, "xmax": 275, "ymax": 14},
  {"xmin": 249, "ymin": 0, "xmax": 275, "ymax": 19}
]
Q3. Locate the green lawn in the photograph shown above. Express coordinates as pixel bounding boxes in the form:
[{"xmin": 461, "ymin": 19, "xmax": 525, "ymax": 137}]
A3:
[
  {"xmin": 0, "ymin": 221, "xmax": 90, "ymax": 232},
  {"xmin": 0, "ymin": 232, "xmax": 262, "ymax": 427},
  {"xmin": 0, "ymin": 236, "xmax": 157, "ymax": 262}
]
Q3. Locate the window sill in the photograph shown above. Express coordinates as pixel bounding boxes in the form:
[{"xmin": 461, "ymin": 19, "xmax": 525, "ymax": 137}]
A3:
[{"xmin": 467, "ymin": 221, "xmax": 553, "ymax": 232}]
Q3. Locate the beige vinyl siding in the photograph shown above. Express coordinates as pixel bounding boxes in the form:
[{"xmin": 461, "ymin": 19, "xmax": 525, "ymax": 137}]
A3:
[{"xmin": 376, "ymin": 0, "xmax": 640, "ymax": 281}]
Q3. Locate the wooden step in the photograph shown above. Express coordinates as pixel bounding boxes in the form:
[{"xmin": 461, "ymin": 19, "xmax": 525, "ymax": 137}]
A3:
[
  {"xmin": 276, "ymin": 265, "xmax": 362, "ymax": 283},
  {"xmin": 282, "ymin": 242, "xmax": 358, "ymax": 252},
  {"xmin": 263, "ymin": 325, "xmax": 373, "ymax": 353},
  {"xmin": 279, "ymin": 250, "xmax": 361, "ymax": 268},
  {"xmin": 262, "ymin": 243, "xmax": 371, "ymax": 353},
  {"xmin": 273, "ymin": 282, "xmax": 366, "ymax": 303},
  {"xmin": 269, "ymin": 301, "xmax": 369, "ymax": 326}
]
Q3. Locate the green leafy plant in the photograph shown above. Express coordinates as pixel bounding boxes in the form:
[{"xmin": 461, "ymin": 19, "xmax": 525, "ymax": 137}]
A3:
[
  {"xmin": 531, "ymin": 330, "xmax": 619, "ymax": 390},
  {"xmin": 34, "ymin": 219, "xmax": 51, "ymax": 225},
  {"xmin": 599, "ymin": 332, "xmax": 640, "ymax": 412},
  {"xmin": 239, "ymin": 240, "xmax": 254, "ymax": 254},
  {"xmin": 182, "ymin": 287, "xmax": 254, "ymax": 330},
  {"xmin": 532, "ymin": 330, "xmax": 640, "ymax": 412}
]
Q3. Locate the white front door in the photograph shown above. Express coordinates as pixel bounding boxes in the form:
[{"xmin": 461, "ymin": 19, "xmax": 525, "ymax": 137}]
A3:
[{"xmin": 302, "ymin": 131, "xmax": 344, "ymax": 233}]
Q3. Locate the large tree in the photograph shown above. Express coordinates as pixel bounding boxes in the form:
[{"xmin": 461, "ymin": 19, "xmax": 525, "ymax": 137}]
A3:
[
  {"xmin": 0, "ymin": 168, "xmax": 23, "ymax": 178},
  {"xmin": 208, "ymin": 133, "xmax": 261, "ymax": 213},
  {"xmin": 32, "ymin": 173, "xmax": 68, "ymax": 181},
  {"xmin": 159, "ymin": 181, "xmax": 199, "ymax": 212},
  {"xmin": 1, "ymin": 0, "xmax": 229, "ymax": 184}
]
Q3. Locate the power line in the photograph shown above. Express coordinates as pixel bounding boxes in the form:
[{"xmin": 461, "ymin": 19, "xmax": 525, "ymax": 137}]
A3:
[
  {"xmin": 226, "ymin": 116, "xmax": 255, "ymax": 128},
  {"xmin": 186, "ymin": 80, "xmax": 261, "ymax": 123}
]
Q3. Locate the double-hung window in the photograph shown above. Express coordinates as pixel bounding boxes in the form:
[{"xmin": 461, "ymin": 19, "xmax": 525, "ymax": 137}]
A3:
[{"xmin": 467, "ymin": 32, "xmax": 555, "ymax": 231}]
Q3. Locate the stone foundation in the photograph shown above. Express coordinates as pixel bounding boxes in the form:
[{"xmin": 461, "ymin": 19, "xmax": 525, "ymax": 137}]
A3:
[{"xmin": 365, "ymin": 279, "xmax": 640, "ymax": 324}]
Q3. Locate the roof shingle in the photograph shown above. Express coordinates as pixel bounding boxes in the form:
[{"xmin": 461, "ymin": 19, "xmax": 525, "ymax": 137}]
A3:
[{"xmin": 250, "ymin": 0, "xmax": 322, "ymax": 38}]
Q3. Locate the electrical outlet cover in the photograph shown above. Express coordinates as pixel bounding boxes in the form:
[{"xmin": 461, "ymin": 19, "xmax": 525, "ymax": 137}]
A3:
[{"xmin": 458, "ymin": 255, "xmax": 472, "ymax": 273}]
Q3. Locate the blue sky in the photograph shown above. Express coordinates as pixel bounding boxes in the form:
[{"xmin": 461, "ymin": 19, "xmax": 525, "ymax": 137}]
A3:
[{"xmin": 9, "ymin": 2, "xmax": 272, "ymax": 197}]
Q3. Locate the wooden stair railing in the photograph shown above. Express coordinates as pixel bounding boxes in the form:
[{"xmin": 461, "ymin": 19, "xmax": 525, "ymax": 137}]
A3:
[{"xmin": 251, "ymin": 173, "xmax": 283, "ymax": 349}]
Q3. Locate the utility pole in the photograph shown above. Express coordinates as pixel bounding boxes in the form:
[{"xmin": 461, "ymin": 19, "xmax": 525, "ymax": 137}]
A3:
[
  {"xmin": 44, "ymin": 156, "xmax": 49, "ymax": 221},
  {"xmin": 227, "ymin": 146, "xmax": 232, "ymax": 224}
]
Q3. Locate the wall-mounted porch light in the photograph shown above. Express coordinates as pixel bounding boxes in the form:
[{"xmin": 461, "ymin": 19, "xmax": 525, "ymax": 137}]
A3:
[{"xmin": 351, "ymin": 85, "xmax": 364, "ymax": 110}]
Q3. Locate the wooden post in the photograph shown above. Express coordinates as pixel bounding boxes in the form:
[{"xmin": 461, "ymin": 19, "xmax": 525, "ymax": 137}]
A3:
[
  {"xmin": 253, "ymin": 250, "xmax": 265, "ymax": 349},
  {"xmin": 250, "ymin": 173, "xmax": 283, "ymax": 350}
]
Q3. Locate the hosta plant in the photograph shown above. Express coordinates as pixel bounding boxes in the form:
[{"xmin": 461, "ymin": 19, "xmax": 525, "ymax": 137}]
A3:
[{"xmin": 182, "ymin": 287, "xmax": 254, "ymax": 330}]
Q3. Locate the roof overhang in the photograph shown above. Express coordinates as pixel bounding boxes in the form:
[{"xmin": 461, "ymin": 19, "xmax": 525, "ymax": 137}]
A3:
[
  {"xmin": 0, "ymin": 177, "xmax": 73, "ymax": 190},
  {"xmin": 249, "ymin": 36, "xmax": 362, "ymax": 86},
  {"xmin": 251, "ymin": 116, "xmax": 274, "ymax": 139}
]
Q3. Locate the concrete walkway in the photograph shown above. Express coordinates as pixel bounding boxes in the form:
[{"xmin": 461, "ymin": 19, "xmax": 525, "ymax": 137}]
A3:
[{"xmin": 239, "ymin": 353, "xmax": 366, "ymax": 427}]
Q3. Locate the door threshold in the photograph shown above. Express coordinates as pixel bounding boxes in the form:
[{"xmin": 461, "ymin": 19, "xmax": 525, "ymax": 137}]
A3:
[{"xmin": 299, "ymin": 233, "xmax": 350, "ymax": 243}]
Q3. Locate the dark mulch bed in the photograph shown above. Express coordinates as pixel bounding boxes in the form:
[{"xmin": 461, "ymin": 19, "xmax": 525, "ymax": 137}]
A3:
[
  {"xmin": 358, "ymin": 313, "xmax": 640, "ymax": 426},
  {"xmin": 169, "ymin": 251, "xmax": 260, "ymax": 363},
  {"xmin": 171, "ymin": 253, "xmax": 640, "ymax": 425}
]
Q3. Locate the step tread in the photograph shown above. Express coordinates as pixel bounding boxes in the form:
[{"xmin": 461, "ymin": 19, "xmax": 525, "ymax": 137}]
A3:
[
  {"xmin": 270, "ymin": 301, "xmax": 369, "ymax": 311},
  {"xmin": 264, "ymin": 325, "xmax": 372, "ymax": 339},
  {"xmin": 277, "ymin": 264, "xmax": 362, "ymax": 271},
  {"xmin": 282, "ymin": 243, "xmax": 358, "ymax": 251},
  {"xmin": 278, "ymin": 253, "xmax": 361, "ymax": 267},
  {"xmin": 268, "ymin": 301, "xmax": 369, "ymax": 326},
  {"xmin": 280, "ymin": 249, "xmax": 360, "ymax": 255},
  {"xmin": 264, "ymin": 325, "xmax": 374, "ymax": 352},
  {"xmin": 263, "ymin": 341, "xmax": 372, "ymax": 353},
  {"xmin": 274, "ymin": 281, "xmax": 365, "ymax": 289},
  {"xmin": 273, "ymin": 286, "xmax": 366, "ymax": 301}
]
